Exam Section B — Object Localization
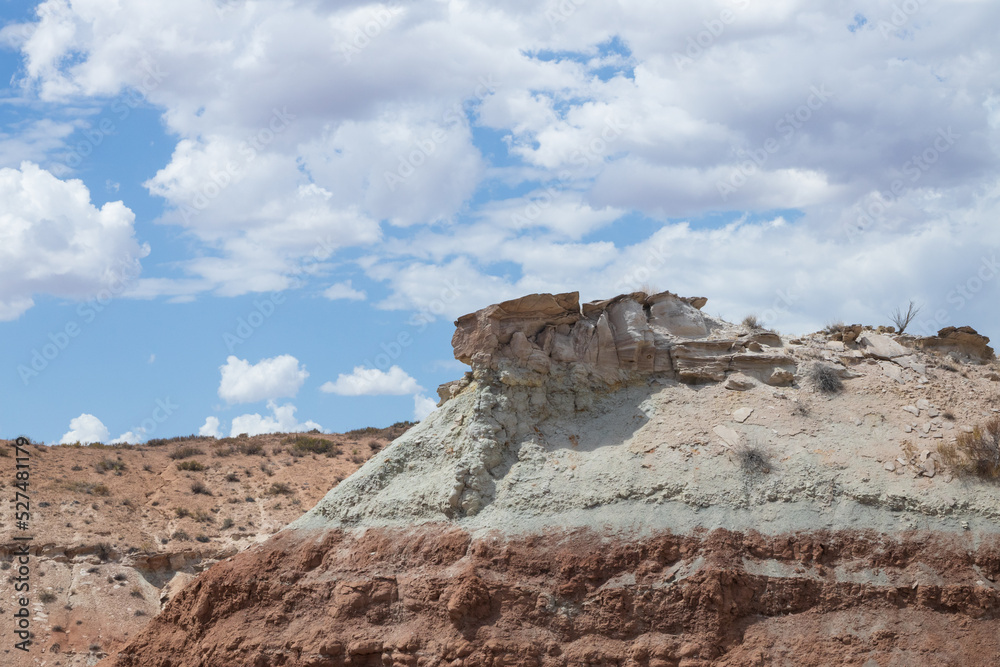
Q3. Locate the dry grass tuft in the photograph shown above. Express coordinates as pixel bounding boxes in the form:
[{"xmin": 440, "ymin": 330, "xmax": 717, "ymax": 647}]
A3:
[
  {"xmin": 938, "ymin": 416, "xmax": 1000, "ymax": 480},
  {"xmin": 809, "ymin": 362, "xmax": 843, "ymax": 394}
]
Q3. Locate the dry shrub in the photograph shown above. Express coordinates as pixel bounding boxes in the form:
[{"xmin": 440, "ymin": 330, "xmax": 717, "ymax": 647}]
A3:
[
  {"xmin": 809, "ymin": 362, "xmax": 843, "ymax": 394},
  {"xmin": 938, "ymin": 416, "xmax": 1000, "ymax": 479},
  {"xmin": 734, "ymin": 437, "xmax": 771, "ymax": 476},
  {"xmin": 168, "ymin": 446, "xmax": 204, "ymax": 460}
]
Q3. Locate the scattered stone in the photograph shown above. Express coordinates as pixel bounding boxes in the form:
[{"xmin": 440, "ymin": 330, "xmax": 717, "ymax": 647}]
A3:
[
  {"xmin": 733, "ymin": 408, "xmax": 754, "ymax": 423},
  {"xmin": 904, "ymin": 425, "xmax": 912, "ymax": 433},
  {"xmin": 916, "ymin": 399, "xmax": 931, "ymax": 411},
  {"xmin": 895, "ymin": 356, "xmax": 927, "ymax": 374},
  {"xmin": 859, "ymin": 334, "xmax": 909, "ymax": 360},
  {"xmin": 767, "ymin": 368, "xmax": 794, "ymax": 386},
  {"xmin": 877, "ymin": 361, "xmax": 904, "ymax": 383},
  {"xmin": 883, "ymin": 461, "xmax": 896, "ymax": 471},
  {"xmin": 841, "ymin": 324, "xmax": 863, "ymax": 344},
  {"xmin": 713, "ymin": 425, "xmax": 741, "ymax": 449},
  {"xmin": 724, "ymin": 373, "xmax": 756, "ymax": 391},
  {"xmin": 903, "ymin": 405, "xmax": 920, "ymax": 416}
]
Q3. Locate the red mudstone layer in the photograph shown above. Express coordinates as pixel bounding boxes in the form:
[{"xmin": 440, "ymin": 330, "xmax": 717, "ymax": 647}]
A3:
[{"xmin": 104, "ymin": 525, "xmax": 1000, "ymax": 667}]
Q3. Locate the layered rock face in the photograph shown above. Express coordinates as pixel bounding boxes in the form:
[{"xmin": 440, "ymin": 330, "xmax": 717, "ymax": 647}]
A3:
[
  {"xmin": 105, "ymin": 291, "xmax": 1000, "ymax": 667},
  {"xmin": 449, "ymin": 291, "xmax": 793, "ymax": 389}
]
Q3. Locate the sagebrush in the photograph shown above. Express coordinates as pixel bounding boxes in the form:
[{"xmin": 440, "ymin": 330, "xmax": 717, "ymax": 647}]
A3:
[
  {"xmin": 809, "ymin": 362, "xmax": 843, "ymax": 394},
  {"xmin": 938, "ymin": 416, "xmax": 1000, "ymax": 479}
]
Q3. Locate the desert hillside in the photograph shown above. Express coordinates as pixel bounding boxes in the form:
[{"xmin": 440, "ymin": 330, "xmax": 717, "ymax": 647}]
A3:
[
  {"xmin": 0, "ymin": 423, "xmax": 412, "ymax": 666},
  {"xmin": 95, "ymin": 290, "xmax": 1000, "ymax": 666}
]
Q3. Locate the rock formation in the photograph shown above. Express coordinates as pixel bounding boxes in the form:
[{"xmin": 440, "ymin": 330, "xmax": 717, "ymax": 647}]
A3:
[{"xmin": 104, "ymin": 290, "xmax": 1000, "ymax": 667}]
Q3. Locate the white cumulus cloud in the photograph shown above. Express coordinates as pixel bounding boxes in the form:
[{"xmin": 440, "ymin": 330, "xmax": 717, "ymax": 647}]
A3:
[
  {"xmin": 0, "ymin": 162, "xmax": 148, "ymax": 320},
  {"xmin": 229, "ymin": 401, "xmax": 323, "ymax": 437},
  {"xmin": 413, "ymin": 394, "xmax": 438, "ymax": 421},
  {"xmin": 322, "ymin": 280, "xmax": 366, "ymax": 301},
  {"xmin": 60, "ymin": 413, "xmax": 110, "ymax": 445},
  {"xmin": 111, "ymin": 431, "xmax": 142, "ymax": 445},
  {"xmin": 198, "ymin": 416, "xmax": 222, "ymax": 439},
  {"xmin": 320, "ymin": 365, "xmax": 422, "ymax": 396},
  {"xmin": 218, "ymin": 354, "xmax": 309, "ymax": 404}
]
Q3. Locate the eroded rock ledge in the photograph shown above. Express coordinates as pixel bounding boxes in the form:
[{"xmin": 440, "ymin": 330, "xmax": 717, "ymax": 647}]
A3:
[
  {"xmin": 444, "ymin": 291, "xmax": 994, "ymax": 403},
  {"xmin": 448, "ymin": 291, "xmax": 795, "ymax": 392}
]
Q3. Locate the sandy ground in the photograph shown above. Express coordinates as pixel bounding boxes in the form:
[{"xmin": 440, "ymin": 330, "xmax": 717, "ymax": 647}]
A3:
[{"xmin": 0, "ymin": 424, "xmax": 410, "ymax": 666}]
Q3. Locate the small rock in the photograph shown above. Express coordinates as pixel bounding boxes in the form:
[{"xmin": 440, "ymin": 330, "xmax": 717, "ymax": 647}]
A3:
[
  {"xmin": 927, "ymin": 408, "xmax": 940, "ymax": 418},
  {"xmin": 884, "ymin": 461, "xmax": 896, "ymax": 471},
  {"xmin": 922, "ymin": 423, "xmax": 931, "ymax": 434},
  {"xmin": 733, "ymin": 408, "xmax": 754, "ymax": 423},
  {"xmin": 767, "ymin": 368, "xmax": 795, "ymax": 386},
  {"xmin": 904, "ymin": 425, "xmax": 912, "ymax": 433},
  {"xmin": 879, "ymin": 361, "xmax": 905, "ymax": 384},
  {"xmin": 713, "ymin": 425, "xmax": 741, "ymax": 449},
  {"xmin": 859, "ymin": 333, "xmax": 909, "ymax": 359},
  {"xmin": 724, "ymin": 373, "xmax": 756, "ymax": 391},
  {"xmin": 917, "ymin": 398, "xmax": 931, "ymax": 411},
  {"xmin": 903, "ymin": 405, "xmax": 920, "ymax": 416}
]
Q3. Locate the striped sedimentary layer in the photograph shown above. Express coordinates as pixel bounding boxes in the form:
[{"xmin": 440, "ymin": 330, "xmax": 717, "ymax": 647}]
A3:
[{"xmin": 104, "ymin": 291, "xmax": 1000, "ymax": 666}]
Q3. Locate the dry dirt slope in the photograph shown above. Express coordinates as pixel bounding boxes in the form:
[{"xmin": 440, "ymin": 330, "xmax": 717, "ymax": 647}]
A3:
[
  {"xmin": 0, "ymin": 424, "xmax": 411, "ymax": 666},
  {"xmin": 100, "ymin": 290, "xmax": 1000, "ymax": 666}
]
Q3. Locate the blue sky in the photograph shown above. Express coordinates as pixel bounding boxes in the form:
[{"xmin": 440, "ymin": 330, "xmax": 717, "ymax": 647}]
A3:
[{"xmin": 1, "ymin": 0, "xmax": 999, "ymax": 444}]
